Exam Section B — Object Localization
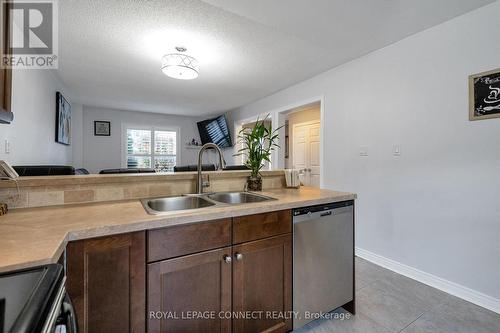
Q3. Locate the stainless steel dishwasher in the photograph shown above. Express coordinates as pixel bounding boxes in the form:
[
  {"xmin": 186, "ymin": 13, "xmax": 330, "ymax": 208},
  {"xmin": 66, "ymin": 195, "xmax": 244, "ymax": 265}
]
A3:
[{"xmin": 293, "ymin": 200, "xmax": 354, "ymax": 329}]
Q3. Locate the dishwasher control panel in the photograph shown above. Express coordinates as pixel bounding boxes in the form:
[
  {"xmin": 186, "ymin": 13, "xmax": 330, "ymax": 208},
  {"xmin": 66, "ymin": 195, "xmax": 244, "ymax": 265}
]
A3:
[{"xmin": 293, "ymin": 200, "xmax": 354, "ymax": 216}]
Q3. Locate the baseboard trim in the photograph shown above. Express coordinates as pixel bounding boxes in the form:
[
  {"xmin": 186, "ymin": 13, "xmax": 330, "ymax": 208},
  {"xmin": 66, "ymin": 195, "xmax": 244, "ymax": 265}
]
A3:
[{"xmin": 355, "ymin": 247, "xmax": 500, "ymax": 314}]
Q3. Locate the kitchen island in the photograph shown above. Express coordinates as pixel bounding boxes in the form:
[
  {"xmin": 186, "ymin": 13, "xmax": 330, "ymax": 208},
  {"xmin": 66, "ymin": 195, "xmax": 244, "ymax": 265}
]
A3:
[{"xmin": 0, "ymin": 186, "xmax": 356, "ymax": 332}]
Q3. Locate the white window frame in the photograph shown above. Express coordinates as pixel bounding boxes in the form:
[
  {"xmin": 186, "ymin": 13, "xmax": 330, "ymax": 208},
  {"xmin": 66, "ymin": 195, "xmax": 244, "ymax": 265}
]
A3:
[{"xmin": 121, "ymin": 124, "xmax": 181, "ymax": 172}]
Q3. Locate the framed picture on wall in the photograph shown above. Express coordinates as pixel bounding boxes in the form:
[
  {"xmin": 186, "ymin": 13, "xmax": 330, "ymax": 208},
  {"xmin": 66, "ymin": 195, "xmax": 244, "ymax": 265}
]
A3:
[
  {"xmin": 55, "ymin": 92, "xmax": 71, "ymax": 145},
  {"xmin": 469, "ymin": 68, "xmax": 500, "ymax": 121},
  {"xmin": 94, "ymin": 121, "xmax": 111, "ymax": 136}
]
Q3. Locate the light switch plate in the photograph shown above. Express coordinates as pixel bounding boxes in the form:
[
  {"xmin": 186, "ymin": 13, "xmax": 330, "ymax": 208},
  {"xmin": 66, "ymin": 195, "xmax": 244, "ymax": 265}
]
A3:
[{"xmin": 4, "ymin": 140, "xmax": 10, "ymax": 154}]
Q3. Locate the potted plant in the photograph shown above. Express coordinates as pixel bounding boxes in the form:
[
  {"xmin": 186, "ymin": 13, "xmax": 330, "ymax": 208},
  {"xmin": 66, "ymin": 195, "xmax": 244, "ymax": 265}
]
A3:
[{"xmin": 234, "ymin": 115, "xmax": 281, "ymax": 191}]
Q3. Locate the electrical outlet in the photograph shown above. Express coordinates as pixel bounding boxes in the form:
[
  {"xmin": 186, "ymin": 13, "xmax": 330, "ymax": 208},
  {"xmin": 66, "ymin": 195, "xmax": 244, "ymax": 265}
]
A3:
[
  {"xmin": 393, "ymin": 144, "xmax": 401, "ymax": 156},
  {"xmin": 359, "ymin": 146, "xmax": 368, "ymax": 156}
]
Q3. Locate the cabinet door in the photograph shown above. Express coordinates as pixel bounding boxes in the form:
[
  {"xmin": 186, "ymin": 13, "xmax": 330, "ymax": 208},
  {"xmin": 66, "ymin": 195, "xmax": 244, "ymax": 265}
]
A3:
[
  {"xmin": 148, "ymin": 247, "xmax": 232, "ymax": 333},
  {"xmin": 66, "ymin": 232, "xmax": 146, "ymax": 333},
  {"xmin": 232, "ymin": 234, "xmax": 292, "ymax": 333}
]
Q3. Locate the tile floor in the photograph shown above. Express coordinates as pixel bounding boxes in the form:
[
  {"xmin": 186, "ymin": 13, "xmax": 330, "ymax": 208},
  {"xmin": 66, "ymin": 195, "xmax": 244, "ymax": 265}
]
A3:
[{"xmin": 295, "ymin": 257, "xmax": 500, "ymax": 333}]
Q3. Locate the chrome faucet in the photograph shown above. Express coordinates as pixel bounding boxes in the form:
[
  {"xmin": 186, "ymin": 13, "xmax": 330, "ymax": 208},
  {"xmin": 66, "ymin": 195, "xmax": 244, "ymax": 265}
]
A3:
[{"xmin": 196, "ymin": 143, "xmax": 226, "ymax": 194}]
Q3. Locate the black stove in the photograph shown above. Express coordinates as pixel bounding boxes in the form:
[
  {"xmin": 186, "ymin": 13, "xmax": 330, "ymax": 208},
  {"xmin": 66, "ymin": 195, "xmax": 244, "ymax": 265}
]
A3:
[{"xmin": 0, "ymin": 264, "xmax": 77, "ymax": 333}]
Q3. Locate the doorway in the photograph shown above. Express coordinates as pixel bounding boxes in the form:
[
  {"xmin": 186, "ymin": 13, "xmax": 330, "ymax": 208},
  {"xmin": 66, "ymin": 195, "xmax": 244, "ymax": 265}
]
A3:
[{"xmin": 280, "ymin": 101, "xmax": 322, "ymax": 187}]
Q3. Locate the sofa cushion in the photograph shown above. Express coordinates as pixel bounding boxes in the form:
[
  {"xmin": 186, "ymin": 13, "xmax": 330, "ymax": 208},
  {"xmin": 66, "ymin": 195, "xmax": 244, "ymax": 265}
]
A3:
[{"xmin": 13, "ymin": 165, "xmax": 75, "ymax": 176}]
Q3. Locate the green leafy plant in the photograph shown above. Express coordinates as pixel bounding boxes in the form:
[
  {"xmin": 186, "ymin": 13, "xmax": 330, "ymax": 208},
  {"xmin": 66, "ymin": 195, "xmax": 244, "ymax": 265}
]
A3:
[{"xmin": 234, "ymin": 115, "xmax": 281, "ymax": 178}]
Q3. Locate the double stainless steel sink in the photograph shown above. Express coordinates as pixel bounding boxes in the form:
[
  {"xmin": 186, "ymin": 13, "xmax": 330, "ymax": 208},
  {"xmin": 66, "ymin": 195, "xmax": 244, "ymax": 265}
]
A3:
[{"xmin": 142, "ymin": 192, "xmax": 276, "ymax": 215}]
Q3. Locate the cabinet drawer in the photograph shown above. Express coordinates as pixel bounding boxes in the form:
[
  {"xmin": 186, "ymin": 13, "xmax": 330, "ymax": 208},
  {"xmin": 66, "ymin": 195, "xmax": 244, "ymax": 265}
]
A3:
[
  {"xmin": 233, "ymin": 210, "xmax": 291, "ymax": 244},
  {"xmin": 148, "ymin": 218, "xmax": 231, "ymax": 262}
]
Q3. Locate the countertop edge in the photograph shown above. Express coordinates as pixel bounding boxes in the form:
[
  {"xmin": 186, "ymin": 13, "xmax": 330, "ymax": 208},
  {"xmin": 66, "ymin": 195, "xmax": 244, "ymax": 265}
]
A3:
[{"xmin": 1, "ymin": 237, "xmax": 68, "ymax": 274}]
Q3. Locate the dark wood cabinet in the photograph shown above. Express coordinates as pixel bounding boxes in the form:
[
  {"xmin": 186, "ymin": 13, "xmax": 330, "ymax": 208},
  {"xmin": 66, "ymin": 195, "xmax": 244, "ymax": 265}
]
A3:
[
  {"xmin": 147, "ymin": 211, "xmax": 293, "ymax": 333},
  {"xmin": 66, "ymin": 211, "xmax": 293, "ymax": 333},
  {"xmin": 148, "ymin": 247, "xmax": 232, "ymax": 333},
  {"xmin": 232, "ymin": 234, "xmax": 292, "ymax": 333},
  {"xmin": 66, "ymin": 232, "xmax": 146, "ymax": 333}
]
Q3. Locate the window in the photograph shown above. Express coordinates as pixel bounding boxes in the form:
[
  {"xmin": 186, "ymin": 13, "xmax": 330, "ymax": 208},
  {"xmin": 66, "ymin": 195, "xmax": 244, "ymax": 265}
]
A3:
[{"xmin": 125, "ymin": 127, "xmax": 178, "ymax": 172}]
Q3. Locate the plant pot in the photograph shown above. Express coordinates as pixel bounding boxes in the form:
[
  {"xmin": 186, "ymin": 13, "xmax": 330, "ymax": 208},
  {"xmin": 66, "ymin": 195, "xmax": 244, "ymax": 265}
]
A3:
[
  {"xmin": 247, "ymin": 176, "xmax": 263, "ymax": 191},
  {"xmin": 0, "ymin": 202, "xmax": 7, "ymax": 216}
]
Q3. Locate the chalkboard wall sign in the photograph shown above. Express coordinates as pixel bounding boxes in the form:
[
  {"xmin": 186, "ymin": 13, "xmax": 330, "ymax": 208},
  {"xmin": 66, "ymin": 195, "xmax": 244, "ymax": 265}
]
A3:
[{"xmin": 469, "ymin": 68, "xmax": 500, "ymax": 121}]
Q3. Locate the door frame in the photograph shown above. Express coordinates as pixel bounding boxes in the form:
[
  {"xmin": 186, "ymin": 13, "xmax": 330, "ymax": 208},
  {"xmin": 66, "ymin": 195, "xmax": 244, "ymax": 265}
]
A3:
[{"xmin": 270, "ymin": 95, "xmax": 325, "ymax": 188}]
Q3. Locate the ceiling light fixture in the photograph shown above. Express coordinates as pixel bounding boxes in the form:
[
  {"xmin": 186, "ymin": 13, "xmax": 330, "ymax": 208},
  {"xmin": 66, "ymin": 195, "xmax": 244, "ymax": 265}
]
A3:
[{"xmin": 161, "ymin": 47, "xmax": 199, "ymax": 80}]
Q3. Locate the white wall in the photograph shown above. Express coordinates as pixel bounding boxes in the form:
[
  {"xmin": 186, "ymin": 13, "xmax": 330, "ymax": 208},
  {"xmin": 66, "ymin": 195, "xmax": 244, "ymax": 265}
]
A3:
[
  {"xmin": 230, "ymin": 2, "xmax": 500, "ymax": 304},
  {"xmin": 0, "ymin": 70, "xmax": 73, "ymax": 165},
  {"xmin": 80, "ymin": 106, "xmax": 205, "ymax": 173}
]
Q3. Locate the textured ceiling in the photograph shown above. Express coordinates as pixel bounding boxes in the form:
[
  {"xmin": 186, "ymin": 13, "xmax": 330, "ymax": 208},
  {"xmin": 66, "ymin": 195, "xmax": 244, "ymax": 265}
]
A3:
[{"xmin": 58, "ymin": 0, "xmax": 494, "ymax": 116}]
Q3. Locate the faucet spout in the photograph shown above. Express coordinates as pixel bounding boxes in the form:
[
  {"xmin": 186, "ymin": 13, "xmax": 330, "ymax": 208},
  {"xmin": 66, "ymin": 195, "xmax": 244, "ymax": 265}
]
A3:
[{"xmin": 196, "ymin": 143, "xmax": 226, "ymax": 194}]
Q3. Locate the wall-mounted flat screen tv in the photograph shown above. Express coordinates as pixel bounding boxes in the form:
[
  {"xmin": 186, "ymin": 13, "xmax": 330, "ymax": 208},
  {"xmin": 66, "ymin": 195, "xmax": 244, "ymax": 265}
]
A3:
[{"xmin": 197, "ymin": 115, "xmax": 233, "ymax": 148}]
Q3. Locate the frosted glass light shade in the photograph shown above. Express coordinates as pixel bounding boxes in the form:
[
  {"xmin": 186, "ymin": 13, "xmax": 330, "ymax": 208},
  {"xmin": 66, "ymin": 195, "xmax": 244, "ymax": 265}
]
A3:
[{"xmin": 161, "ymin": 53, "xmax": 199, "ymax": 80}]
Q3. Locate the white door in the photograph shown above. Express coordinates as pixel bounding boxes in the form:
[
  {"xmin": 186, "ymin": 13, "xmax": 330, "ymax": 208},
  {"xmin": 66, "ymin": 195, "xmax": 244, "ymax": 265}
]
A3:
[{"xmin": 292, "ymin": 121, "xmax": 321, "ymax": 187}]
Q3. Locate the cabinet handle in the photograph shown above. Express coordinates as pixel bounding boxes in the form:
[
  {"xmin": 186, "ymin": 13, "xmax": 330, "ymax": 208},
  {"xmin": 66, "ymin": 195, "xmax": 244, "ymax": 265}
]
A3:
[
  {"xmin": 235, "ymin": 253, "xmax": 243, "ymax": 261},
  {"xmin": 223, "ymin": 255, "xmax": 232, "ymax": 264}
]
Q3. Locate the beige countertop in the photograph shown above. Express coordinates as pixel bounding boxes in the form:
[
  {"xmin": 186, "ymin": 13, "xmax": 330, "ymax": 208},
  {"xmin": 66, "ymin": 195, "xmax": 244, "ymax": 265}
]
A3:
[{"xmin": 0, "ymin": 187, "xmax": 356, "ymax": 273}]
